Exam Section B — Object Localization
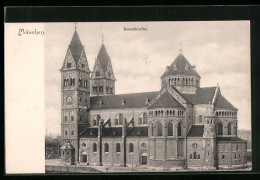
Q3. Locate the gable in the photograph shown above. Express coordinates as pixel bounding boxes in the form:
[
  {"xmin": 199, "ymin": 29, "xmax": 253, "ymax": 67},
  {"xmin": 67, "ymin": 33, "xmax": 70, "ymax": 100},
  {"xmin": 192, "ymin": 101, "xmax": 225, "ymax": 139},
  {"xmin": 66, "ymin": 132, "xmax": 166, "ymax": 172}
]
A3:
[{"xmin": 149, "ymin": 91, "xmax": 184, "ymax": 109}]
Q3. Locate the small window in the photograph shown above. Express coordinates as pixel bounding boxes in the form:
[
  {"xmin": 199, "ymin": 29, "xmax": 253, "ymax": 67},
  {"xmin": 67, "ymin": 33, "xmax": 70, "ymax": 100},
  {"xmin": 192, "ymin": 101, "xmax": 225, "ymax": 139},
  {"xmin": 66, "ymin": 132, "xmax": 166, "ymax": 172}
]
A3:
[
  {"xmin": 82, "ymin": 143, "xmax": 86, "ymax": 147},
  {"xmin": 193, "ymin": 152, "xmax": 197, "ymax": 159},
  {"xmin": 185, "ymin": 65, "xmax": 188, "ymax": 70},
  {"xmin": 64, "ymin": 116, "xmax": 67, "ymax": 122},
  {"xmin": 116, "ymin": 143, "xmax": 120, "ymax": 153},
  {"xmin": 65, "ymin": 131, "xmax": 67, "ymax": 135},
  {"xmin": 190, "ymin": 154, "xmax": 192, "ymax": 159},
  {"xmin": 222, "ymin": 155, "xmax": 225, "ymax": 160},
  {"xmin": 67, "ymin": 62, "xmax": 72, "ymax": 68},
  {"xmin": 129, "ymin": 143, "xmax": 134, "ymax": 153},
  {"xmin": 104, "ymin": 143, "xmax": 109, "ymax": 152},
  {"xmin": 235, "ymin": 154, "xmax": 237, "ymax": 160},
  {"xmin": 236, "ymin": 145, "xmax": 239, "ymax": 151},
  {"xmin": 93, "ymin": 143, "xmax": 97, "ymax": 152},
  {"xmin": 108, "ymin": 71, "xmax": 111, "ymax": 78},
  {"xmin": 198, "ymin": 154, "xmax": 200, "ymax": 159},
  {"xmin": 71, "ymin": 116, "xmax": 74, "ymax": 122},
  {"xmin": 81, "ymin": 63, "xmax": 85, "ymax": 69},
  {"xmin": 71, "ymin": 131, "xmax": 74, "ymax": 135},
  {"xmin": 141, "ymin": 143, "xmax": 146, "ymax": 147}
]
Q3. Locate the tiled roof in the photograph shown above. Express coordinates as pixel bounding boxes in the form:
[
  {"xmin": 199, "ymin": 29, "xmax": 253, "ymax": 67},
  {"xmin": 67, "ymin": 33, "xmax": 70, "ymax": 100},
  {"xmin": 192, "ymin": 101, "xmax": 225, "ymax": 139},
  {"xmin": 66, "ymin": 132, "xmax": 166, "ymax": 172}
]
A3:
[
  {"xmin": 127, "ymin": 127, "xmax": 148, "ymax": 137},
  {"xmin": 80, "ymin": 127, "xmax": 148, "ymax": 138},
  {"xmin": 181, "ymin": 87, "xmax": 217, "ymax": 104},
  {"xmin": 90, "ymin": 91, "xmax": 158, "ymax": 110},
  {"xmin": 215, "ymin": 94, "xmax": 237, "ymax": 110},
  {"xmin": 69, "ymin": 30, "xmax": 83, "ymax": 65},
  {"xmin": 149, "ymin": 91, "xmax": 184, "ymax": 109},
  {"xmin": 80, "ymin": 128, "xmax": 98, "ymax": 138},
  {"xmin": 97, "ymin": 44, "xmax": 110, "ymax": 73},
  {"xmin": 161, "ymin": 53, "xmax": 200, "ymax": 78},
  {"xmin": 102, "ymin": 127, "xmax": 122, "ymax": 138},
  {"xmin": 187, "ymin": 125, "xmax": 204, "ymax": 137},
  {"xmin": 217, "ymin": 136, "xmax": 247, "ymax": 142}
]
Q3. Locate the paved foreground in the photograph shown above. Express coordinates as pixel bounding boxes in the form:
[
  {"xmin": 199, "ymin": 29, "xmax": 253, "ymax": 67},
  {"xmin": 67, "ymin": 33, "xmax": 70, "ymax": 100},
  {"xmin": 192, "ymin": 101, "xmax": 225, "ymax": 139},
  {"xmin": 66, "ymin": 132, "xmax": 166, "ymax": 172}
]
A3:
[{"xmin": 45, "ymin": 159, "xmax": 252, "ymax": 173}]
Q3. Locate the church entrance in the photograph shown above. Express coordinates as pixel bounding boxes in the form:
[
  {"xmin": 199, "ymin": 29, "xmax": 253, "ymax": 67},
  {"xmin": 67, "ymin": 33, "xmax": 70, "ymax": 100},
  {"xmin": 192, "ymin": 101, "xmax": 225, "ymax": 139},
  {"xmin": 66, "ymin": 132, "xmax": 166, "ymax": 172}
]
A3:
[
  {"xmin": 80, "ymin": 151, "xmax": 87, "ymax": 163},
  {"xmin": 141, "ymin": 153, "xmax": 147, "ymax": 165},
  {"xmin": 82, "ymin": 155, "xmax": 87, "ymax": 163}
]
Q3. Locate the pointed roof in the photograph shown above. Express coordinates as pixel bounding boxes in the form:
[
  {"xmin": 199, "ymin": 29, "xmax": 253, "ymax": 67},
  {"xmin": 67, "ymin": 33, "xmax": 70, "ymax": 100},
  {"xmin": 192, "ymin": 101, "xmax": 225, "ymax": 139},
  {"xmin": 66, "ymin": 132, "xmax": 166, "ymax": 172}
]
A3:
[
  {"xmin": 97, "ymin": 43, "xmax": 111, "ymax": 73},
  {"xmin": 214, "ymin": 93, "xmax": 237, "ymax": 110},
  {"xmin": 162, "ymin": 53, "xmax": 200, "ymax": 78},
  {"xmin": 149, "ymin": 91, "xmax": 184, "ymax": 109},
  {"xmin": 69, "ymin": 30, "xmax": 83, "ymax": 65},
  {"xmin": 187, "ymin": 125, "xmax": 204, "ymax": 137}
]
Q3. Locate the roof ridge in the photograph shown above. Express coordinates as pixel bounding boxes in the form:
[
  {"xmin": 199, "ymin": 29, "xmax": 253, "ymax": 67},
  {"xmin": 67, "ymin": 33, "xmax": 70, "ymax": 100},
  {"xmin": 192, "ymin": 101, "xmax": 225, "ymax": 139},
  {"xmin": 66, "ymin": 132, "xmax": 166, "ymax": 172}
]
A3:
[{"xmin": 91, "ymin": 91, "xmax": 159, "ymax": 97}]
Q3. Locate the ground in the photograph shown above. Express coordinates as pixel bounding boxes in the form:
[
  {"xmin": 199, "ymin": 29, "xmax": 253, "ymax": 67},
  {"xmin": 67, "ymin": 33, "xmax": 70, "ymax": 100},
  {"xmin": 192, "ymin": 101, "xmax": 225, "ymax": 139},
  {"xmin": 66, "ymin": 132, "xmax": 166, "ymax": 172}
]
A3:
[{"xmin": 45, "ymin": 159, "xmax": 252, "ymax": 173}]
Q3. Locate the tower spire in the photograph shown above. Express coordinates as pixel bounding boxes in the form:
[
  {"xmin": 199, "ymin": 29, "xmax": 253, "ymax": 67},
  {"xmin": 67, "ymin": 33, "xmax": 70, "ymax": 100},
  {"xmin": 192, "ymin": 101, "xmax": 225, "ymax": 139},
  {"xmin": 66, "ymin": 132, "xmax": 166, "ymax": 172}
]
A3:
[{"xmin": 102, "ymin": 33, "xmax": 104, "ymax": 44}]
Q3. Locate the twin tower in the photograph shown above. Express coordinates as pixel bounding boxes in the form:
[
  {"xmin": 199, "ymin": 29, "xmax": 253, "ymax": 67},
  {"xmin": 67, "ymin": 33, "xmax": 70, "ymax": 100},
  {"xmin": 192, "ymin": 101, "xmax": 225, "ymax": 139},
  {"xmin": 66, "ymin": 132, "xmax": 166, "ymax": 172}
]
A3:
[{"xmin": 60, "ymin": 28, "xmax": 116, "ymax": 147}]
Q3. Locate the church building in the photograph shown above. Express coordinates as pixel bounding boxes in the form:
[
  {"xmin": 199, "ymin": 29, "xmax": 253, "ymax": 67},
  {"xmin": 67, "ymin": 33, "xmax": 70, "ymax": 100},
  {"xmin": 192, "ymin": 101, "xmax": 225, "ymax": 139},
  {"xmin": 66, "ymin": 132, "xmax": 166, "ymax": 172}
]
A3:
[{"xmin": 60, "ymin": 28, "xmax": 247, "ymax": 170}]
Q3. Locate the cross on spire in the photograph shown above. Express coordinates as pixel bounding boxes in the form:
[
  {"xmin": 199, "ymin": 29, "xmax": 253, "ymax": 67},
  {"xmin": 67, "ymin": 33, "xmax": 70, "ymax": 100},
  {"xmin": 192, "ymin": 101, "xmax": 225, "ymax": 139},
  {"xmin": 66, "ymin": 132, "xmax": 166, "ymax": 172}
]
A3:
[
  {"xmin": 74, "ymin": 22, "xmax": 77, "ymax": 30},
  {"xmin": 179, "ymin": 43, "xmax": 182, "ymax": 53},
  {"xmin": 102, "ymin": 33, "xmax": 104, "ymax": 44}
]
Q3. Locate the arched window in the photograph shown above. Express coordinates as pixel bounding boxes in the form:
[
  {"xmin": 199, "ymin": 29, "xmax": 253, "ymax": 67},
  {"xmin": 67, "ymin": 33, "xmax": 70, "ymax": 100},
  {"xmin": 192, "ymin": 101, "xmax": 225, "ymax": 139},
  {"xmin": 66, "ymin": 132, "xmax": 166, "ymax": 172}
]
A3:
[
  {"xmin": 129, "ymin": 143, "xmax": 134, "ymax": 153},
  {"xmin": 138, "ymin": 118, "xmax": 142, "ymax": 125},
  {"xmin": 218, "ymin": 122, "xmax": 223, "ymax": 135},
  {"xmin": 167, "ymin": 122, "xmax": 173, "ymax": 136},
  {"xmin": 108, "ymin": 71, "xmax": 111, "ymax": 78},
  {"xmin": 104, "ymin": 143, "xmax": 109, "ymax": 152},
  {"xmin": 93, "ymin": 120, "xmax": 97, "ymax": 126},
  {"xmin": 157, "ymin": 122, "xmax": 163, "ymax": 136},
  {"xmin": 70, "ymin": 78, "xmax": 75, "ymax": 86},
  {"xmin": 198, "ymin": 154, "xmax": 200, "ymax": 159},
  {"xmin": 67, "ymin": 62, "xmax": 72, "ymax": 68},
  {"xmin": 93, "ymin": 143, "xmax": 97, "ymax": 152},
  {"xmin": 115, "ymin": 118, "xmax": 119, "ymax": 126},
  {"xmin": 190, "ymin": 154, "xmax": 192, "ymax": 159},
  {"xmin": 177, "ymin": 122, "xmax": 182, "ymax": 137},
  {"xmin": 193, "ymin": 152, "xmax": 197, "ymax": 159},
  {"xmin": 236, "ymin": 145, "xmax": 239, "ymax": 151},
  {"xmin": 64, "ymin": 79, "xmax": 67, "ymax": 86},
  {"xmin": 228, "ymin": 122, "xmax": 232, "ymax": 135},
  {"xmin": 71, "ymin": 116, "xmax": 74, "ymax": 122},
  {"xmin": 71, "ymin": 131, "xmax": 74, "ymax": 135},
  {"xmin": 116, "ymin": 143, "xmax": 121, "ymax": 152},
  {"xmin": 64, "ymin": 116, "xmax": 67, "ymax": 122},
  {"xmin": 79, "ymin": 78, "xmax": 83, "ymax": 87},
  {"xmin": 119, "ymin": 114, "xmax": 123, "ymax": 125},
  {"xmin": 143, "ymin": 113, "xmax": 148, "ymax": 124},
  {"xmin": 96, "ymin": 71, "xmax": 100, "ymax": 77},
  {"xmin": 84, "ymin": 80, "xmax": 88, "ymax": 88},
  {"xmin": 233, "ymin": 124, "xmax": 237, "ymax": 135}
]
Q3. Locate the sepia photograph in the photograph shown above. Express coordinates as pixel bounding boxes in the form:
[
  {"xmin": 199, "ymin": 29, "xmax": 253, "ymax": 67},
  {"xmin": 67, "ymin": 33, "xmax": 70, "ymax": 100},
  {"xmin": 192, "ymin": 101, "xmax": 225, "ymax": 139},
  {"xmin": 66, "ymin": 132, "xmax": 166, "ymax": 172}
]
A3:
[{"xmin": 43, "ymin": 21, "xmax": 251, "ymax": 173}]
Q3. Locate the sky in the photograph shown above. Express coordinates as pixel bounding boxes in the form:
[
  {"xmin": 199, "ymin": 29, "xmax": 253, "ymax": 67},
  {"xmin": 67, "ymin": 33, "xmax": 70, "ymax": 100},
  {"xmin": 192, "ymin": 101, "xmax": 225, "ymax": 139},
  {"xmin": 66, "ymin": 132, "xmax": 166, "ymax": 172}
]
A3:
[{"xmin": 44, "ymin": 21, "xmax": 251, "ymax": 135}]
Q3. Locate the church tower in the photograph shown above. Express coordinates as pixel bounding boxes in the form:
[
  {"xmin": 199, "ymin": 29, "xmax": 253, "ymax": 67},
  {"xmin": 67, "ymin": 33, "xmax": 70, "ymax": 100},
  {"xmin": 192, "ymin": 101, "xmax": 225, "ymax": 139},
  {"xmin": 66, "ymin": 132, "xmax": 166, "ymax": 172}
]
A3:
[
  {"xmin": 161, "ymin": 51, "xmax": 200, "ymax": 94},
  {"xmin": 91, "ymin": 36, "xmax": 116, "ymax": 96},
  {"xmin": 60, "ymin": 27, "xmax": 90, "ymax": 163}
]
